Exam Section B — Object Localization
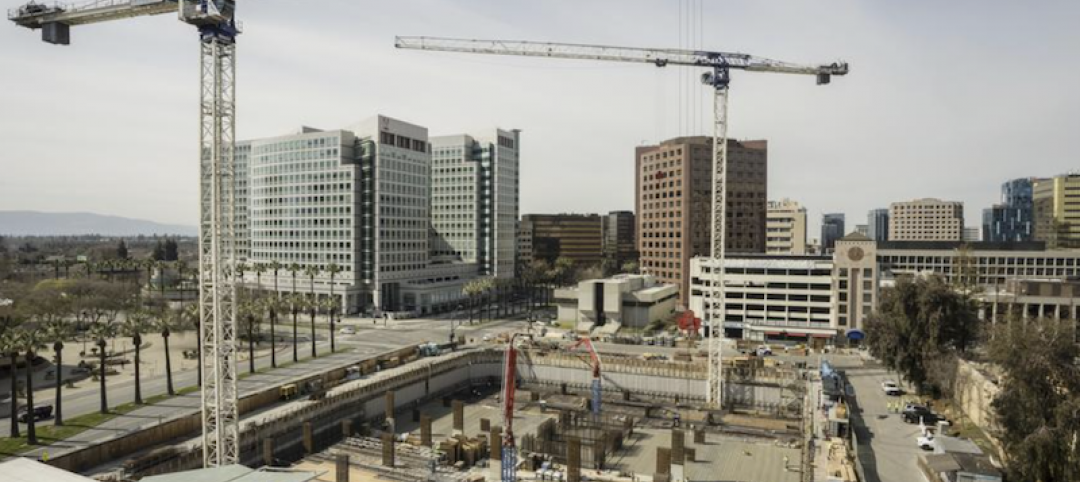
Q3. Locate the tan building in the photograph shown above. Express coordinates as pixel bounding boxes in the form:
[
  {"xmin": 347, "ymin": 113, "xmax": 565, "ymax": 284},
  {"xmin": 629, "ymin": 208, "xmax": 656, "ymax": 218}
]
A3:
[
  {"xmin": 832, "ymin": 233, "xmax": 879, "ymax": 337},
  {"xmin": 518, "ymin": 214, "xmax": 603, "ymax": 266},
  {"xmin": 635, "ymin": 136, "xmax": 767, "ymax": 304},
  {"xmin": 1033, "ymin": 174, "xmax": 1080, "ymax": 249},
  {"xmin": 888, "ymin": 198, "xmax": 963, "ymax": 241},
  {"xmin": 767, "ymin": 199, "xmax": 808, "ymax": 255}
]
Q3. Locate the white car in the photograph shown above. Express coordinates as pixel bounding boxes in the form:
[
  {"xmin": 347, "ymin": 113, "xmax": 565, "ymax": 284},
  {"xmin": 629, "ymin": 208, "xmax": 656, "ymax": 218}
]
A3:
[
  {"xmin": 881, "ymin": 380, "xmax": 902, "ymax": 396},
  {"xmin": 339, "ymin": 326, "xmax": 356, "ymax": 335},
  {"xmin": 917, "ymin": 434, "xmax": 935, "ymax": 451},
  {"xmin": 755, "ymin": 345, "xmax": 773, "ymax": 356}
]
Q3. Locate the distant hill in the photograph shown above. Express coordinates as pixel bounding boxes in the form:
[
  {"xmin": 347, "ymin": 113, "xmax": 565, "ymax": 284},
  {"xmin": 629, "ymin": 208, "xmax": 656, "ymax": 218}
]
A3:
[{"xmin": 0, "ymin": 211, "xmax": 197, "ymax": 237}]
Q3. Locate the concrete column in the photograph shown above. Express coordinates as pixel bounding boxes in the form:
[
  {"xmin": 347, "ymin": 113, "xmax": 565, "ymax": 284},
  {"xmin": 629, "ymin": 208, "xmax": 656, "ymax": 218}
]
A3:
[
  {"xmin": 671, "ymin": 429, "xmax": 685, "ymax": 465},
  {"xmin": 420, "ymin": 414, "xmax": 433, "ymax": 447},
  {"xmin": 385, "ymin": 391, "xmax": 396, "ymax": 432},
  {"xmin": 480, "ymin": 418, "xmax": 491, "ymax": 432},
  {"xmin": 490, "ymin": 426, "xmax": 502, "ymax": 460},
  {"xmin": 685, "ymin": 447, "xmax": 695, "ymax": 463},
  {"xmin": 656, "ymin": 447, "xmax": 671, "ymax": 475},
  {"xmin": 567, "ymin": 437, "xmax": 582, "ymax": 482},
  {"xmin": 1038, "ymin": 303, "xmax": 1046, "ymax": 319},
  {"xmin": 262, "ymin": 438, "xmax": 274, "ymax": 467},
  {"xmin": 412, "ymin": 408, "xmax": 421, "ymax": 423},
  {"xmin": 303, "ymin": 421, "xmax": 314, "ymax": 455},
  {"xmin": 381, "ymin": 432, "xmax": 395, "ymax": 467},
  {"xmin": 336, "ymin": 454, "xmax": 350, "ymax": 482},
  {"xmin": 452, "ymin": 400, "xmax": 465, "ymax": 435},
  {"xmin": 693, "ymin": 429, "xmax": 705, "ymax": 445},
  {"xmin": 342, "ymin": 419, "xmax": 353, "ymax": 439}
]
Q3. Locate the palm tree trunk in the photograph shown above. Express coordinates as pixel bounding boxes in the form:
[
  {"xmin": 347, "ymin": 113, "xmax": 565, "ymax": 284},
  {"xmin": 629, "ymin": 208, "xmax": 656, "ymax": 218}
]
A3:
[
  {"xmin": 269, "ymin": 309, "xmax": 277, "ymax": 368},
  {"xmin": 310, "ymin": 309, "xmax": 317, "ymax": 358},
  {"xmin": 54, "ymin": 343, "xmax": 64, "ymax": 426},
  {"xmin": 163, "ymin": 332, "xmax": 174, "ymax": 395},
  {"xmin": 195, "ymin": 319, "xmax": 202, "ymax": 387},
  {"xmin": 292, "ymin": 310, "xmax": 298, "ymax": 362},
  {"xmin": 98, "ymin": 340, "xmax": 107, "ymax": 414},
  {"xmin": 329, "ymin": 274, "xmax": 336, "ymax": 354},
  {"xmin": 9, "ymin": 353, "xmax": 19, "ymax": 437},
  {"xmin": 25, "ymin": 350, "xmax": 36, "ymax": 445},
  {"xmin": 248, "ymin": 317, "xmax": 255, "ymax": 374},
  {"xmin": 133, "ymin": 336, "xmax": 142, "ymax": 405}
]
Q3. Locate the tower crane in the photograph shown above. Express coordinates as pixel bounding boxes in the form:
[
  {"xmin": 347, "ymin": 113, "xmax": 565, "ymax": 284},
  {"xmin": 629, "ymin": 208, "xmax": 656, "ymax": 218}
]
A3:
[
  {"xmin": 10, "ymin": 0, "xmax": 242, "ymax": 467},
  {"xmin": 566, "ymin": 336, "xmax": 602, "ymax": 416},
  {"xmin": 395, "ymin": 36, "xmax": 848, "ymax": 410}
]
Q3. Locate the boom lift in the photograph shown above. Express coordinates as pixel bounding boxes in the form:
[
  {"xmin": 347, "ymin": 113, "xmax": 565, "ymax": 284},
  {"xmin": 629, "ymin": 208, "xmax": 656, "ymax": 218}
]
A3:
[
  {"xmin": 10, "ymin": 0, "xmax": 242, "ymax": 467},
  {"xmin": 566, "ymin": 336, "xmax": 602, "ymax": 416},
  {"xmin": 395, "ymin": 36, "xmax": 848, "ymax": 410},
  {"xmin": 501, "ymin": 334, "xmax": 531, "ymax": 482}
]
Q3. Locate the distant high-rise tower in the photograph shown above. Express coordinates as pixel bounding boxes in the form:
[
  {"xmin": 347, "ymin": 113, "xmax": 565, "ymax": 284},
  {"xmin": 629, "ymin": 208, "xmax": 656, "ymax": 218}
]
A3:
[
  {"xmin": 889, "ymin": 198, "xmax": 963, "ymax": 241},
  {"xmin": 867, "ymin": 208, "xmax": 889, "ymax": 242},
  {"xmin": 821, "ymin": 213, "xmax": 846, "ymax": 252},
  {"xmin": 636, "ymin": 136, "xmax": 767, "ymax": 304},
  {"xmin": 430, "ymin": 130, "xmax": 521, "ymax": 279},
  {"xmin": 766, "ymin": 199, "xmax": 807, "ymax": 255},
  {"xmin": 1033, "ymin": 174, "xmax": 1080, "ymax": 249},
  {"xmin": 983, "ymin": 178, "xmax": 1036, "ymax": 243},
  {"xmin": 602, "ymin": 211, "xmax": 637, "ymax": 267}
]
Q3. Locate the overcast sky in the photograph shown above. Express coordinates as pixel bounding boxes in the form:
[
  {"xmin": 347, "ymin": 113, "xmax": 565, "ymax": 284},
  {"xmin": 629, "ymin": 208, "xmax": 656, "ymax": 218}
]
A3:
[{"xmin": 1, "ymin": 0, "xmax": 1077, "ymax": 239}]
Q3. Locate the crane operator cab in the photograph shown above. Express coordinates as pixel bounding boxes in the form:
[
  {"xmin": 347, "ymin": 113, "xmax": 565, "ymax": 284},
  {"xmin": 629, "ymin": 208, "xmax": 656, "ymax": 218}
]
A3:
[{"xmin": 180, "ymin": 0, "xmax": 239, "ymax": 40}]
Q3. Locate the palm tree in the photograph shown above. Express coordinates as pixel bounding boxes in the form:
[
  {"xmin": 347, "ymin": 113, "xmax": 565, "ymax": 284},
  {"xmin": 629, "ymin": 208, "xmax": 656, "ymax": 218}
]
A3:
[
  {"xmin": 90, "ymin": 319, "xmax": 117, "ymax": 413},
  {"xmin": 182, "ymin": 303, "xmax": 201, "ymax": 386},
  {"xmin": 326, "ymin": 263, "xmax": 343, "ymax": 353},
  {"xmin": 42, "ymin": 318, "xmax": 75, "ymax": 426},
  {"xmin": 174, "ymin": 260, "xmax": 189, "ymax": 309},
  {"xmin": 319, "ymin": 297, "xmax": 339, "ymax": 353},
  {"xmin": 260, "ymin": 295, "xmax": 281, "ymax": 368},
  {"xmin": 289, "ymin": 293, "xmax": 302, "ymax": 363},
  {"xmin": 155, "ymin": 308, "xmax": 182, "ymax": 395},
  {"xmin": 121, "ymin": 309, "xmax": 152, "ymax": 405},
  {"xmin": 0, "ymin": 323, "xmax": 21, "ymax": 438},
  {"xmin": 304, "ymin": 266, "xmax": 320, "ymax": 358},
  {"xmin": 19, "ymin": 330, "xmax": 43, "ymax": 444},
  {"xmin": 239, "ymin": 296, "xmax": 261, "ymax": 374},
  {"xmin": 141, "ymin": 258, "xmax": 155, "ymax": 299},
  {"xmin": 235, "ymin": 261, "xmax": 250, "ymax": 297}
]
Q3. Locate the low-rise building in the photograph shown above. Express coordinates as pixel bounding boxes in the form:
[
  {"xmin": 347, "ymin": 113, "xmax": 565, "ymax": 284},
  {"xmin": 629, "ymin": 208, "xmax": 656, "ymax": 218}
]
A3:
[
  {"xmin": 689, "ymin": 255, "xmax": 837, "ymax": 347},
  {"xmin": 554, "ymin": 274, "xmax": 678, "ymax": 332}
]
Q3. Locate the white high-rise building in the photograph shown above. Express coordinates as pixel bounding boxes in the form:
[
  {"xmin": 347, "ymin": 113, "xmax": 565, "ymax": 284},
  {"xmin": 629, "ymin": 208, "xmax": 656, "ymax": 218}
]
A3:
[
  {"xmin": 767, "ymin": 199, "xmax": 807, "ymax": 255},
  {"xmin": 430, "ymin": 129, "xmax": 520, "ymax": 279},
  {"xmin": 240, "ymin": 115, "xmax": 484, "ymax": 314},
  {"xmin": 889, "ymin": 198, "xmax": 964, "ymax": 241}
]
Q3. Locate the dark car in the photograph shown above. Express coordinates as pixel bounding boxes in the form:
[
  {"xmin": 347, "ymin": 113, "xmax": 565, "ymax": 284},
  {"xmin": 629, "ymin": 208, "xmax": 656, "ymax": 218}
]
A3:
[
  {"xmin": 902, "ymin": 405, "xmax": 939, "ymax": 424},
  {"xmin": 18, "ymin": 405, "xmax": 54, "ymax": 423}
]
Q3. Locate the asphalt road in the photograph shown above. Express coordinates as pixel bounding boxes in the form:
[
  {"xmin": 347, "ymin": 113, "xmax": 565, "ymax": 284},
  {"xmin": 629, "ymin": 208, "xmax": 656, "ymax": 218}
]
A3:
[{"xmin": 845, "ymin": 359, "xmax": 927, "ymax": 482}]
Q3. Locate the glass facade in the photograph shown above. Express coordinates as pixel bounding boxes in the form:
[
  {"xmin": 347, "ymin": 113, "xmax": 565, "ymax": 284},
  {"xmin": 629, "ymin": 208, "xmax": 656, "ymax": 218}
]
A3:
[{"xmin": 983, "ymin": 177, "xmax": 1034, "ymax": 242}]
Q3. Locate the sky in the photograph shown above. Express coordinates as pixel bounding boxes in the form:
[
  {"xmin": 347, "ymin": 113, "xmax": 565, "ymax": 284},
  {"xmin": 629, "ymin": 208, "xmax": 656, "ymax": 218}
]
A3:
[{"xmin": 0, "ymin": 0, "xmax": 1078, "ymax": 239}]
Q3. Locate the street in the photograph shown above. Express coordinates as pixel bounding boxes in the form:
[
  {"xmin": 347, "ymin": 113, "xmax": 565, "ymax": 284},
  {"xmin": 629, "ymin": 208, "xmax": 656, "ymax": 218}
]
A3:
[{"xmin": 844, "ymin": 358, "xmax": 927, "ymax": 482}]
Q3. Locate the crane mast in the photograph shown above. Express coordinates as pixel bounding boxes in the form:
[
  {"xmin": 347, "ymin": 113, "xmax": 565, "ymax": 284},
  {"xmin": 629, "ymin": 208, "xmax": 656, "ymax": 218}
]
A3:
[
  {"xmin": 395, "ymin": 36, "xmax": 848, "ymax": 412},
  {"xmin": 10, "ymin": 0, "xmax": 241, "ymax": 467}
]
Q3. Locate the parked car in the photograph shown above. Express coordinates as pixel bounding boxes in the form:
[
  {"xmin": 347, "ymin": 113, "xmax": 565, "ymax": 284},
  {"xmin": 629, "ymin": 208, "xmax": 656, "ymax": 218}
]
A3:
[
  {"xmin": 881, "ymin": 380, "xmax": 902, "ymax": 396},
  {"xmin": 18, "ymin": 405, "xmax": 53, "ymax": 423},
  {"xmin": 902, "ymin": 405, "xmax": 940, "ymax": 424},
  {"xmin": 339, "ymin": 326, "xmax": 356, "ymax": 335},
  {"xmin": 916, "ymin": 433, "xmax": 935, "ymax": 451},
  {"xmin": 756, "ymin": 345, "xmax": 773, "ymax": 356}
]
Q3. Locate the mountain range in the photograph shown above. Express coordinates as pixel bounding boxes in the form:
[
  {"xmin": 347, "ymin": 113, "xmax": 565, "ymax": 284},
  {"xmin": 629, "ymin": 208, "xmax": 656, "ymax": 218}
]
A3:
[{"xmin": 0, "ymin": 211, "xmax": 197, "ymax": 237}]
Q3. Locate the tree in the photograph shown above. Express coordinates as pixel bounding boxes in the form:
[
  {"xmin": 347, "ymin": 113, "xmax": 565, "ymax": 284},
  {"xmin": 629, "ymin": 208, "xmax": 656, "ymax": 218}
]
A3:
[
  {"xmin": 182, "ymin": 302, "xmax": 201, "ymax": 386},
  {"xmin": 0, "ymin": 318, "xmax": 22, "ymax": 438},
  {"xmin": 122, "ymin": 308, "xmax": 153, "ymax": 405},
  {"xmin": 116, "ymin": 239, "xmax": 129, "ymax": 260},
  {"xmin": 261, "ymin": 295, "xmax": 282, "ymax": 369},
  {"xmin": 304, "ymin": 265, "xmax": 320, "ymax": 358},
  {"xmin": 989, "ymin": 318, "xmax": 1080, "ymax": 481},
  {"xmin": 155, "ymin": 307, "xmax": 181, "ymax": 395},
  {"xmin": 151, "ymin": 240, "xmax": 165, "ymax": 261},
  {"xmin": 18, "ymin": 329, "xmax": 44, "ymax": 444},
  {"xmin": 621, "ymin": 261, "xmax": 640, "ymax": 275},
  {"xmin": 239, "ymin": 295, "xmax": 262, "ymax": 374},
  {"xmin": 864, "ymin": 275, "xmax": 980, "ymax": 394},
  {"xmin": 41, "ymin": 312, "xmax": 74, "ymax": 427},
  {"xmin": 90, "ymin": 318, "xmax": 118, "ymax": 413},
  {"xmin": 163, "ymin": 238, "xmax": 179, "ymax": 262},
  {"xmin": 320, "ymin": 296, "xmax": 339, "ymax": 353},
  {"xmin": 288, "ymin": 293, "xmax": 302, "ymax": 363},
  {"xmin": 326, "ymin": 263, "xmax": 343, "ymax": 353}
]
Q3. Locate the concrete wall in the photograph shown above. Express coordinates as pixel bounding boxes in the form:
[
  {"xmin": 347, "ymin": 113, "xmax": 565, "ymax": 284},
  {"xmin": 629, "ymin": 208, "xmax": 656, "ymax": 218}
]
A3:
[{"xmin": 954, "ymin": 359, "xmax": 1003, "ymax": 453}]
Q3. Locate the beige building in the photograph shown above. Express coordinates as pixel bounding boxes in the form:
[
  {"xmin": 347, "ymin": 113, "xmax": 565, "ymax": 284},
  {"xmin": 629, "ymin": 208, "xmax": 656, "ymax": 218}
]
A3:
[
  {"xmin": 832, "ymin": 233, "xmax": 879, "ymax": 337},
  {"xmin": 767, "ymin": 199, "xmax": 808, "ymax": 255},
  {"xmin": 636, "ymin": 136, "xmax": 767, "ymax": 305},
  {"xmin": 554, "ymin": 274, "xmax": 678, "ymax": 332},
  {"xmin": 889, "ymin": 198, "xmax": 963, "ymax": 241},
  {"xmin": 1033, "ymin": 174, "xmax": 1080, "ymax": 249}
]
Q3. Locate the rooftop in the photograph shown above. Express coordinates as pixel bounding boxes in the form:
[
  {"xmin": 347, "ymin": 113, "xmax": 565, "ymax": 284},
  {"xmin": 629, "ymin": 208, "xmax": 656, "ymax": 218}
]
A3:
[
  {"xmin": 0, "ymin": 458, "xmax": 97, "ymax": 482},
  {"xmin": 141, "ymin": 465, "xmax": 321, "ymax": 482}
]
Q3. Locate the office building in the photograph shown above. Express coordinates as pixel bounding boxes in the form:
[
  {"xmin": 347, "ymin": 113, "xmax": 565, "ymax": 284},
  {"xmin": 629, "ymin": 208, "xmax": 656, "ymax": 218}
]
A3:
[
  {"xmin": 767, "ymin": 199, "xmax": 807, "ymax": 255},
  {"xmin": 555, "ymin": 274, "xmax": 678, "ymax": 332},
  {"xmin": 430, "ymin": 130, "xmax": 520, "ymax": 279},
  {"xmin": 689, "ymin": 255, "xmax": 835, "ymax": 346},
  {"xmin": 982, "ymin": 178, "xmax": 1036, "ymax": 243},
  {"xmin": 1033, "ymin": 174, "xmax": 1080, "ymax": 249},
  {"xmin": 602, "ymin": 211, "xmax": 638, "ymax": 266},
  {"xmin": 963, "ymin": 227, "xmax": 981, "ymax": 242},
  {"xmin": 636, "ymin": 136, "xmax": 767, "ymax": 304},
  {"xmin": 867, "ymin": 208, "xmax": 889, "ymax": 242},
  {"xmin": 855, "ymin": 225, "xmax": 869, "ymax": 237},
  {"xmin": 518, "ymin": 214, "xmax": 603, "ymax": 266},
  {"xmin": 889, "ymin": 198, "xmax": 963, "ymax": 241},
  {"xmin": 821, "ymin": 213, "xmax": 846, "ymax": 253},
  {"xmin": 831, "ymin": 233, "xmax": 879, "ymax": 340},
  {"xmin": 243, "ymin": 116, "xmax": 484, "ymax": 315}
]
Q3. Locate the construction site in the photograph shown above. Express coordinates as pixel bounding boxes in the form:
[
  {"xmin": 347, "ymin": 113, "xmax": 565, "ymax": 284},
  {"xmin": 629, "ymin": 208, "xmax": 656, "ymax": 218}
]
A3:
[{"xmin": 86, "ymin": 335, "xmax": 820, "ymax": 482}]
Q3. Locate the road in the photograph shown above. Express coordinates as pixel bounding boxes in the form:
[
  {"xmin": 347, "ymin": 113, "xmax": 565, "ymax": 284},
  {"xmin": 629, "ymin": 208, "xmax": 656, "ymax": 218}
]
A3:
[
  {"xmin": 844, "ymin": 358, "xmax": 927, "ymax": 482},
  {"xmin": 2, "ymin": 314, "xmax": 529, "ymax": 461}
]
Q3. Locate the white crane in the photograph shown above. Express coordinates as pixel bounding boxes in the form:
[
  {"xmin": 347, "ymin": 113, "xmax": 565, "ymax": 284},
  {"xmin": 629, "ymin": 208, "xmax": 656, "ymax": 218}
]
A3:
[
  {"xmin": 395, "ymin": 36, "xmax": 848, "ymax": 410},
  {"xmin": 10, "ymin": 0, "xmax": 242, "ymax": 467}
]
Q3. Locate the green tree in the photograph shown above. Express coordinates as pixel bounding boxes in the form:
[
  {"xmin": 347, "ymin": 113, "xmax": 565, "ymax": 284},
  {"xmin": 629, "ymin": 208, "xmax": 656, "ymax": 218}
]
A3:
[
  {"xmin": 0, "ymin": 317, "xmax": 22, "ymax": 438},
  {"xmin": 116, "ymin": 239, "xmax": 129, "ymax": 260},
  {"xmin": 304, "ymin": 266, "xmax": 320, "ymax": 358},
  {"xmin": 181, "ymin": 302, "xmax": 201, "ymax": 386},
  {"xmin": 239, "ymin": 295, "xmax": 262, "ymax": 374},
  {"xmin": 18, "ymin": 329, "xmax": 44, "ymax": 444},
  {"xmin": 989, "ymin": 318, "xmax": 1080, "ymax": 481},
  {"xmin": 151, "ymin": 239, "xmax": 165, "ymax": 261},
  {"xmin": 260, "ymin": 295, "xmax": 283, "ymax": 369},
  {"xmin": 864, "ymin": 275, "xmax": 980, "ymax": 394},
  {"xmin": 326, "ymin": 263, "xmax": 343, "ymax": 353},
  {"xmin": 155, "ymin": 307, "xmax": 182, "ymax": 395},
  {"xmin": 288, "ymin": 293, "xmax": 303, "ymax": 363},
  {"xmin": 90, "ymin": 318, "xmax": 118, "ymax": 413},
  {"xmin": 163, "ymin": 238, "xmax": 179, "ymax": 261},
  {"xmin": 121, "ymin": 309, "xmax": 152, "ymax": 405},
  {"xmin": 620, "ymin": 261, "xmax": 639, "ymax": 274}
]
